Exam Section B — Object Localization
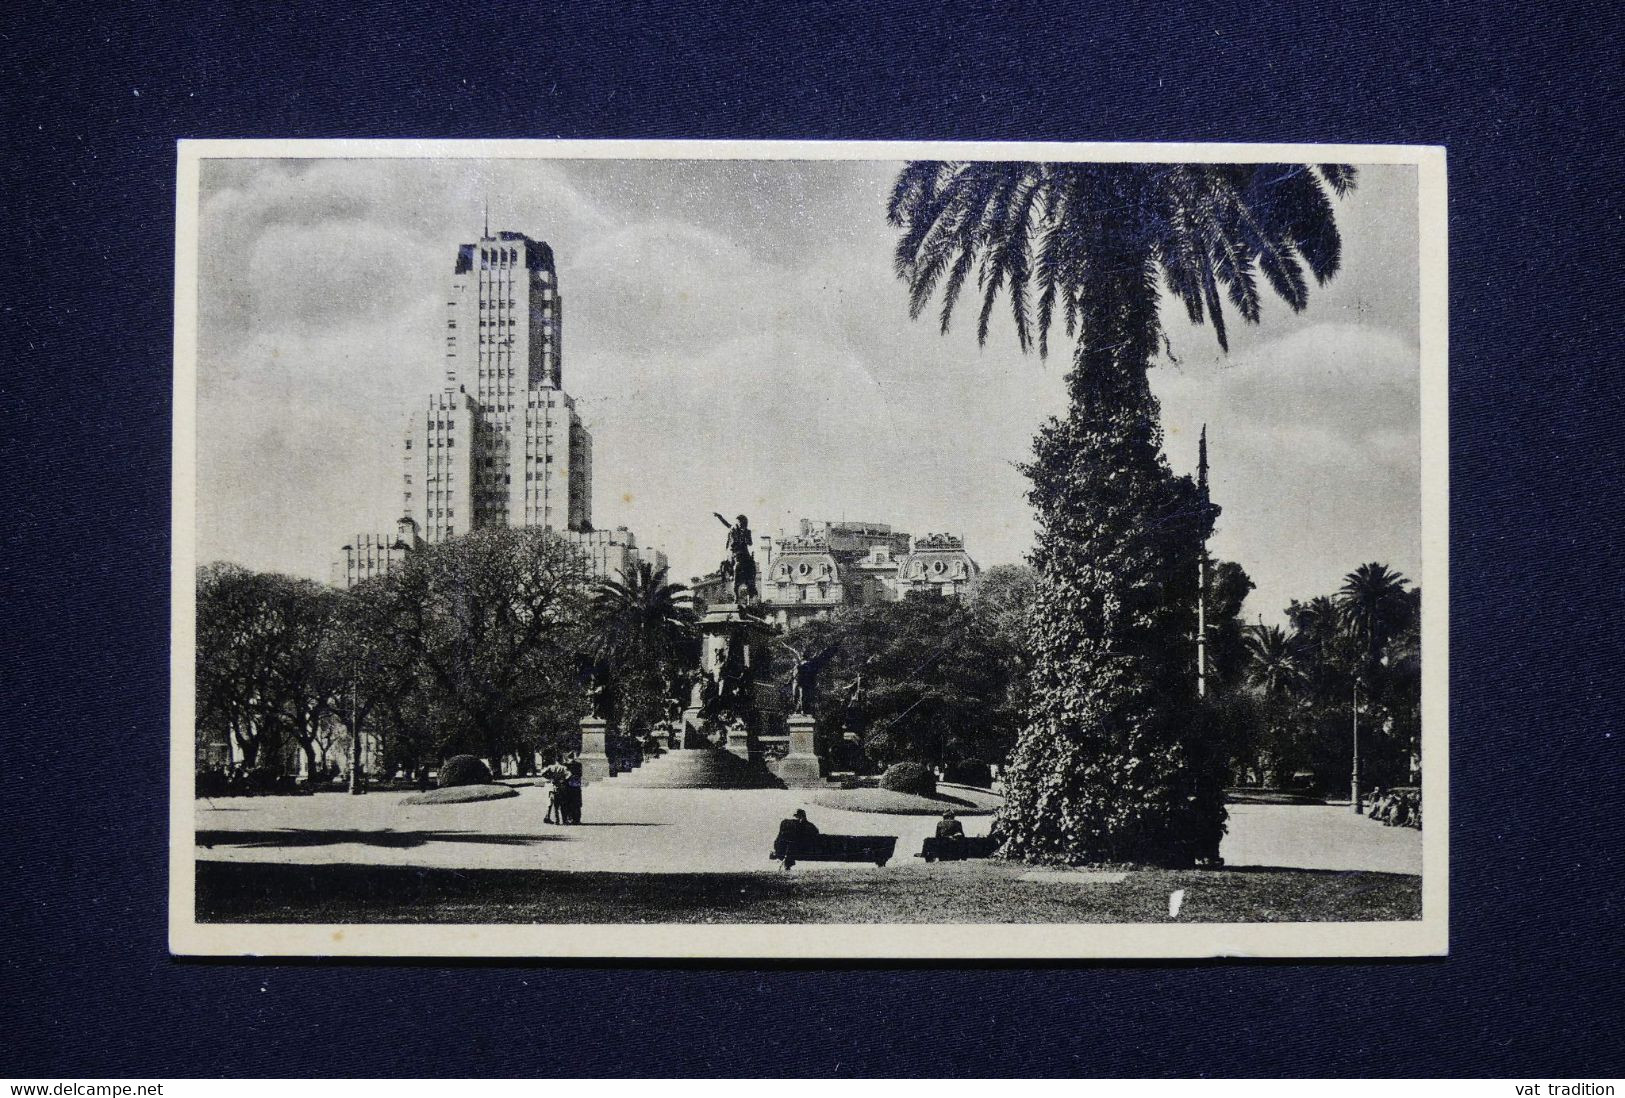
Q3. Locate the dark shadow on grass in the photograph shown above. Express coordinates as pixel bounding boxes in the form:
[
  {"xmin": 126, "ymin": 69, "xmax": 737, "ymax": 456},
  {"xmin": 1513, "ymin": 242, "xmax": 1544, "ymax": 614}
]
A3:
[
  {"xmin": 195, "ymin": 829, "xmax": 565, "ymax": 850},
  {"xmin": 195, "ymin": 859, "xmax": 1422, "ymax": 926},
  {"xmin": 1208, "ymin": 864, "xmax": 1420, "ymax": 879}
]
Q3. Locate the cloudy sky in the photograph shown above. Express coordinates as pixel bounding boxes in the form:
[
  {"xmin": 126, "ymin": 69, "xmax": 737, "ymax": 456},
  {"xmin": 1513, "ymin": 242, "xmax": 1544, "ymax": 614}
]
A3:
[{"xmin": 193, "ymin": 154, "xmax": 1420, "ymax": 622}]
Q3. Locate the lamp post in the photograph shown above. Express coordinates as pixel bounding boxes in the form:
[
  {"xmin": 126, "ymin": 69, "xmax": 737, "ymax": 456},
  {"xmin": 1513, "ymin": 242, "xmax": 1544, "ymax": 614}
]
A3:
[
  {"xmin": 1350, "ymin": 680, "xmax": 1362, "ymax": 813},
  {"xmin": 1195, "ymin": 424, "xmax": 1210, "ymax": 700},
  {"xmin": 348, "ymin": 652, "xmax": 366, "ymax": 796}
]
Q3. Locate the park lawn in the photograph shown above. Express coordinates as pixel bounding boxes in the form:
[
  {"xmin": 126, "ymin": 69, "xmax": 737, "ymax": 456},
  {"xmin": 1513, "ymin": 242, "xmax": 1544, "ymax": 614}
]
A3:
[{"xmin": 196, "ymin": 858, "xmax": 1420, "ymax": 925}]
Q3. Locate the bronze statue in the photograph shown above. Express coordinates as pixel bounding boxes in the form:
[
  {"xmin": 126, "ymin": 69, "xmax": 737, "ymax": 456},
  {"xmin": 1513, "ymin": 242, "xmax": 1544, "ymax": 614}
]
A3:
[
  {"xmin": 778, "ymin": 640, "xmax": 842, "ymax": 715},
  {"xmin": 842, "ymin": 655, "xmax": 876, "ymax": 712},
  {"xmin": 713, "ymin": 512, "xmax": 759, "ymax": 605},
  {"xmin": 578, "ymin": 655, "xmax": 614, "ymax": 721}
]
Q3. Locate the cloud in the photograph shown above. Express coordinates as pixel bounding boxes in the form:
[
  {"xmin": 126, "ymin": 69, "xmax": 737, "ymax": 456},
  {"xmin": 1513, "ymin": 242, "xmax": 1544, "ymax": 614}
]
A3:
[
  {"xmin": 1154, "ymin": 321, "xmax": 1421, "ymax": 618},
  {"xmin": 192, "ymin": 157, "xmax": 1424, "ymax": 625}
]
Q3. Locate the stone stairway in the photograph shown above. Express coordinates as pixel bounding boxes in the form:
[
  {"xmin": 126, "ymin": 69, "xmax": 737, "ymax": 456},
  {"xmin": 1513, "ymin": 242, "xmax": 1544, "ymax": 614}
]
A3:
[{"xmin": 613, "ymin": 746, "xmax": 784, "ymax": 790}]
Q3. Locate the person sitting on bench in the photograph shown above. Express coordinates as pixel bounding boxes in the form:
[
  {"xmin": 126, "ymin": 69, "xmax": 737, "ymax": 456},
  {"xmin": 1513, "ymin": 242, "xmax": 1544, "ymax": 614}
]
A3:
[
  {"xmin": 774, "ymin": 809, "xmax": 820, "ymax": 859},
  {"xmin": 935, "ymin": 810, "xmax": 966, "ymax": 847}
]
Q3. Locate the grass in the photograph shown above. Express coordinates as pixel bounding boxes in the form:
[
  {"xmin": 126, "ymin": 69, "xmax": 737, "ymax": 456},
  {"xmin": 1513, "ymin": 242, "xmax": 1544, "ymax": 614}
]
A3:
[
  {"xmin": 196, "ymin": 859, "xmax": 1421, "ymax": 924},
  {"xmin": 809, "ymin": 787, "xmax": 997, "ymax": 815},
  {"xmin": 399, "ymin": 784, "xmax": 520, "ymax": 805},
  {"xmin": 1225, "ymin": 788, "xmax": 1328, "ymax": 806}
]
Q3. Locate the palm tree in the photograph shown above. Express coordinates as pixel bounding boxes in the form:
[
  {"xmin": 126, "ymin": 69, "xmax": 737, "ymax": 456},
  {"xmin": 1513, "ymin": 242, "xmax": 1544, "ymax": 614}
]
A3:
[
  {"xmin": 592, "ymin": 560, "xmax": 697, "ymax": 669},
  {"xmin": 888, "ymin": 161, "xmax": 1357, "ymax": 415},
  {"xmin": 1245, "ymin": 624, "xmax": 1303, "ymax": 698},
  {"xmin": 889, "ymin": 161, "xmax": 1355, "ymax": 864},
  {"xmin": 1338, "ymin": 562, "xmax": 1412, "ymax": 662},
  {"xmin": 1246, "ymin": 623, "xmax": 1304, "ymax": 786}
]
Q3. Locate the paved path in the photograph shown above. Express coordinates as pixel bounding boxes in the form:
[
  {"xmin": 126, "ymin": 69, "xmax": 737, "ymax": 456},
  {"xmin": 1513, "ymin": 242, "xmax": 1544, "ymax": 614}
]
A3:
[{"xmin": 195, "ymin": 784, "xmax": 1421, "ymax": 876}]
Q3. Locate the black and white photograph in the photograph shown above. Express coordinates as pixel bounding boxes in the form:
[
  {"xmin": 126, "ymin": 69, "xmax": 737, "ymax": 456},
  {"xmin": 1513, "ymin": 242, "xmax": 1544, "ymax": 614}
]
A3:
[{"xmin": 169, "ymin": 141, "xmax": 1447, "ymax": 958}]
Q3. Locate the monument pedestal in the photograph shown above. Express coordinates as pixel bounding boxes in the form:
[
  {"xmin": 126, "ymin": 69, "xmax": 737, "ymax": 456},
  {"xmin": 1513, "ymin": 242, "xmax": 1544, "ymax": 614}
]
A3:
[
  {"xmin": 724, "ymin": 722, "xmax": 752, "ymax": 760},
  {"xmin": 680, "ymin": 705, "xmax": 706, "ymax": 749},
  {"xmin": 773, "ymin": 713, "xmax": 824, "ymax": 787},
  {"xmin": 578, "ymin": 717, "xmax": 612, "ymax": 784}
]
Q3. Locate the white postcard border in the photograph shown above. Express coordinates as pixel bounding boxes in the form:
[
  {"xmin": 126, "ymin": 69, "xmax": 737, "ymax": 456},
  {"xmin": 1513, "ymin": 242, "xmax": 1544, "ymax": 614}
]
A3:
[{"xmin": 169, "ymin": 139, "xmax": 1448, "ymax": 959}]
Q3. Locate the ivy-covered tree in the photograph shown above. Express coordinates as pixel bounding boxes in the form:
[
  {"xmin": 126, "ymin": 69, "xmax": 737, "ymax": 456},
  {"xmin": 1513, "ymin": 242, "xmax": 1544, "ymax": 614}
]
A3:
[{"xmin": 888, "ymin": 161, "xmax": 1354, "ymax": 864}]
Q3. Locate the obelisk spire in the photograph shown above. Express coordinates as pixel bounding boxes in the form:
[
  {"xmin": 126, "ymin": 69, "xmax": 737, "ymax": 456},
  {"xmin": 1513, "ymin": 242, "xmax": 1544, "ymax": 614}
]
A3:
[
  {"xmin": 1198, "ymin": 422, "xmax": 1210, "ymax": 500},
  {"xmin": 1197, "ymin": 423, "xmax": 1210, "ymax": 699}
]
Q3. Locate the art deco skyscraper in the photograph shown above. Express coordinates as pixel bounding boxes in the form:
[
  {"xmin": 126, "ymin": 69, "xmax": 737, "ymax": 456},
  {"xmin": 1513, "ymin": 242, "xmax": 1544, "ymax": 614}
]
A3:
[{"xmin": 402, "ymin": 229, "xmax": 592, "ymax": 543}]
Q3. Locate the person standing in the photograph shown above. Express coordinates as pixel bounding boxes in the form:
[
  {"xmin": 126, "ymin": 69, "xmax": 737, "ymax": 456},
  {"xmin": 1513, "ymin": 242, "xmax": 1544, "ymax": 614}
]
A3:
[
  {"xmin": 539, "ymin": 756, "xmax": 570, "ymax": 824},
  {"xmin": 563, "ymin": 756, "xmax": 584, "ymax": 825}
]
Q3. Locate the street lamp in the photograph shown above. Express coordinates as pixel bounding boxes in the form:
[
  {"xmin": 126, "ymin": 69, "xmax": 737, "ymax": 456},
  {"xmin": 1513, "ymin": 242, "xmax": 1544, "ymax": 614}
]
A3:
[
  {"xmin": 348, "ymin": 650, "xmax": 367, "ymax": 796},
  {"xmin": 1350, "ymin": 680, "xmax": 1362, "ymax": 813}
]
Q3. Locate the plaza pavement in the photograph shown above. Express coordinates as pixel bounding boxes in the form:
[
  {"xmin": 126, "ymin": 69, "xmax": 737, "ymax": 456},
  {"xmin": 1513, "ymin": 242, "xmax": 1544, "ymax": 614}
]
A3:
[{"xmin": 194, "ymin": 782, "xmax": 1422, "ymax": 876}]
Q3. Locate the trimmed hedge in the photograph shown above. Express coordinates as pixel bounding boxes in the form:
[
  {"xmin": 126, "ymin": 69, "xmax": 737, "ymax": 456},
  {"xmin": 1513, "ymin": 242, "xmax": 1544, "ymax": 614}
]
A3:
[
  {"xmin": 878, "ymin": 761, "xmax": 936, "ymax": 797},
  {"xmin": 438, "ymin": 754, "xmax": 493, "ymax": 788}
]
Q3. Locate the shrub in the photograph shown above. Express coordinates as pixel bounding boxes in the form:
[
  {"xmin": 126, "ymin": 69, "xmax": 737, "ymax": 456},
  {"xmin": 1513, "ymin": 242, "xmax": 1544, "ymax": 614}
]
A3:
[
  {"xmin": 879, "ymin": 761, "xmax": 936, "ymax": 797},
  {"xmin": 438, "ymin": 754, "xmax": 493, "ymax": 788},
  {"xmin": 246, "ymin": 765, "xmax": 284, "ymax": 795},
  {"xmin": 944, "ymin": 758, "xmax": 993, "ymax": 788}
]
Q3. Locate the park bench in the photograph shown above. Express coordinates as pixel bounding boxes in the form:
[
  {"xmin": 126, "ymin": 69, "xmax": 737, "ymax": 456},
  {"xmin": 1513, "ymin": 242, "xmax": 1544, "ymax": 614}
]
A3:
[
  {"xmin": 770, "ymin": 833, "xmax": 897, "ymax": 869},
  {"xmin": 915, "ymin": 835, "xmax": 999, "ymax": 862}
]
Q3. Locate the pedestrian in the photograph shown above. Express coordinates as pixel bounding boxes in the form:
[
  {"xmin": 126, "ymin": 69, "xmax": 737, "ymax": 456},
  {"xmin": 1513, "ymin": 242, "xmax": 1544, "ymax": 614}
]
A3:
[
  {"xmin": 539, "ymin": 755, "xmax": 570, "ymax": 824},
  {"xmin": 564, "ymin": 755, "xmax": 584, "ymax": 825}
]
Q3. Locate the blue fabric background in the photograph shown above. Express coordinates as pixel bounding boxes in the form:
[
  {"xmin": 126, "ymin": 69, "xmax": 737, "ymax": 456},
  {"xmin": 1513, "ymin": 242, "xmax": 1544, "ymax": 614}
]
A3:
[{"xmin": 4, "ymin": 0, "xmax": 1620, "ymax": 1079}]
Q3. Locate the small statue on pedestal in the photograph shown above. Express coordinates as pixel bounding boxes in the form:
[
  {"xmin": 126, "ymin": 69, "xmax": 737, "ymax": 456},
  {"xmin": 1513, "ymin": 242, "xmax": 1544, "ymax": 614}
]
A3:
[
  {"xmin": 778, "ymin": 640, "xmax": 842, "ymax": 715},
  {"xmin": 577, "ymin": 655, "xmax": 615, "ymax": 722}
]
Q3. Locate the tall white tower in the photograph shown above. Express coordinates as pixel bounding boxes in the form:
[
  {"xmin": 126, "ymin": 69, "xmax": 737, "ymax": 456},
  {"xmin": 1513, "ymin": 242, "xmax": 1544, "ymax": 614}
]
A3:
[{"xmin": 404, "ymin": 229, "xmax": 593, "ymax": 541}]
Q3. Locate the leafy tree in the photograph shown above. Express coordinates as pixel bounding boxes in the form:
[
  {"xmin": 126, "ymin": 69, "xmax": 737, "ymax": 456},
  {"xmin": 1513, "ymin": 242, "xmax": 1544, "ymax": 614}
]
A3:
[
  {"xmin": 196, "ymin": 565, "xmax": 336, "ymax": 776},
  {"xmin": 970, "ymin": 563, "xmax": 1040, "ymax": 672},
  {"xmin": 780, "ymin": 596, "xmax": 1024, "ymax": 771},
  {"xmin": 888, "ymin": 161, "xmax": 1354, "ymax": 864},
  {"xmin": 257, "ymin": 576, "xmax": 341, "ymax": 781},
  {"xmin": 196, "ymin": 563, "xmax": 282, "ymax": 770},
  {"xmin": 374, "ymin": 527, "xmax": 594, "ymax": 772},
  {"xmin": 320, "ymin": 572, "xmax": 427, "ymax": 782},
  {"xmin": 1203, "ymin": 560, "xmax": 1256, "ymax": 694}
]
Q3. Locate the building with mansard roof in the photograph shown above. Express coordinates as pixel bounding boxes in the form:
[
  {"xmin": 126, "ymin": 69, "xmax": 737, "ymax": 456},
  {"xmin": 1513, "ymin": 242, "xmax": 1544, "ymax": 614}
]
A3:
[{"xmin": 693, "ymin": 518, "xmax": 980, "ymax": 630}]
